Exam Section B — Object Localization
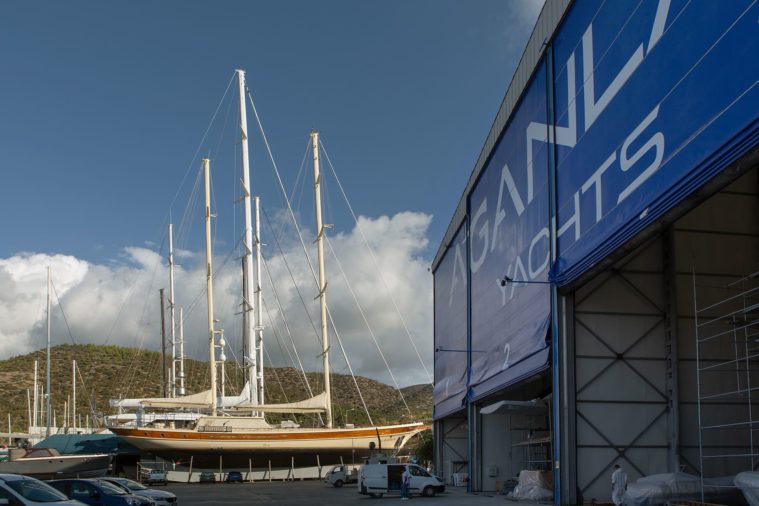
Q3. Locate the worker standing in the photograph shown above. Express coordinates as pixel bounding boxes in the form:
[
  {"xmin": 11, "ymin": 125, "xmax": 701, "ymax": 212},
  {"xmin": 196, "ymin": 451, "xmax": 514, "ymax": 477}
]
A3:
[{"xmin": 611, "ymin": 464, "xmax": 628, "ymax": 505}]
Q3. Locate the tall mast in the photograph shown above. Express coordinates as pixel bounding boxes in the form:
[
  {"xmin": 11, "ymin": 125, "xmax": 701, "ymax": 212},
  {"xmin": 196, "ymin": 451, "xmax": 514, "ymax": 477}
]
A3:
[
  {"xmin": 203, "ymin": 158, "xmax": 218, "ymax": 416},
  {"xmin": 45, "ymin": 266, "xmax": 52, "ymax": 437},
  {"xmin": 178, "ymin": 306, "xmax": 185, "ymax": 396},
  {"xmin": 160, "ymin": 288, "xmax": 167, "ymax": 398},
  {"xmin": 168, "ymin": 223, "xmax": 179, "ymax": 397},
  {"xmin": 254, "ymin": 196, "xmax": 264, "ymax": 405},
  {"xmin": 32, "ymin": 361, "xmax": 38, "ymax": 429},
  {"xmin": 311, "ymin": 130, "xmax": 332, "ymax": 428},
  {"xmin": 72, "ymin": 360, "xmax": 76, "ymax": 431},
  {"xmin": 236, "ymin": 68, "xmax": 258, "ymax": 407}
]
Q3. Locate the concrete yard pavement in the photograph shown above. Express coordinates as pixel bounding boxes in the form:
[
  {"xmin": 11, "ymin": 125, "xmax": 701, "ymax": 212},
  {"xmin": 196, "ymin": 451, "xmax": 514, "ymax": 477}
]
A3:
[{"xmin": 162, "ymin": 481, "xmax": 545, "ymax": 505}]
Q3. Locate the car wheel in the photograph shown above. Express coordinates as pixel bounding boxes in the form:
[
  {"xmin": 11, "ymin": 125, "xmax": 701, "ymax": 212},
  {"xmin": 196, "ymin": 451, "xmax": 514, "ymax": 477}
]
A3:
[
  {"xmin": 334, "ymin": 480, "xmax": 344, "ymax": 488},
  {"xmin": 423, "ymin": 486, "xmax": 435, "ymax": 497}
]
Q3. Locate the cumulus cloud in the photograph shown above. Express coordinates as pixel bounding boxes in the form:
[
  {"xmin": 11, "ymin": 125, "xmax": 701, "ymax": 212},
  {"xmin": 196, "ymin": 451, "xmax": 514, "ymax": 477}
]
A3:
[{"xmin": 0, "ymin": 212, "xmax": 434, "ymax": 389}]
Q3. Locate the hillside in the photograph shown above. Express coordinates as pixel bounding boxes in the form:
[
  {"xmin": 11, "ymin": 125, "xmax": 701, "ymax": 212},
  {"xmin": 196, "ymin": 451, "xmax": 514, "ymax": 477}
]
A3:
[{"xmin": 0, "ymin": 344, "xmax": 431, "ymax": 431}]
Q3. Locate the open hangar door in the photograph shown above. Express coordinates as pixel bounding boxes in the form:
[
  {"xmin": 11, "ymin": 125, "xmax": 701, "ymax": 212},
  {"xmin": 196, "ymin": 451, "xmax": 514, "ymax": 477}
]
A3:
[{"xmin": 567, "ymin": 166, "xmax": 759, "ymax": 502}]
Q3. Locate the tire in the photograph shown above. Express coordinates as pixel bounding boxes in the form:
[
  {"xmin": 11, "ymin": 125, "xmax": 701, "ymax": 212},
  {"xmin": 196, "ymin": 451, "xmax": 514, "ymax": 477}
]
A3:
[
  {"xmin": 334, "ymin": 480, "xmax": 344, "ymax": 488},
  {"xmin": 422, "ymin": 486, "xmax": 435, "ymax": 497}
]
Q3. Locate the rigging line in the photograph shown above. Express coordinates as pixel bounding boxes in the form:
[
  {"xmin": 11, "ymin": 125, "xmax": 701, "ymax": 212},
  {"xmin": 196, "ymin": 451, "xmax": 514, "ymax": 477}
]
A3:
[
  {"xmin": 121, "ymin": 243, "xmax": 169, "ymax": 396},
  {"xmin": 264, "ymin": 308, "xmax": 290, "ymax": 402},
  {"xmin": 325, "ymin": 236, "xmax": 412, "ymax": 415},
  {"xmin": 247, "ymin": 92, "xmax": 322, "ymax": 294},
  {"xmin": 261, "ymin": 205, "xmax": 321, "ymax": 345},
  {"xmin": 284, "ymin": 139, "xmax": 312, "ymax": 242},
  {"xmin": 261, "ymin": 297, "xmax": 300, "ymax": 388},
  {"xmin": 261, "ymin": 295, "xmax": 316, "ymax": 428},
  {"xmin": 49, "ymin": 279, "xmax": 98, "ymax": 425},
  {"xmin": 324, "ymin": 304, "xmax": 375, "ymax": 426},
  {"xmin": 167, "ymin": 72, "xmax": 236, "ymax": 217},
  {"xmin": 263, "ymin": 344, "xmax": 291, "ymax": 404},
  {"xmin": 177, "ymin": 168, "xmax": 203, "ymax": 253},
  {"xmin": 246, "ymin": 92, "xmax": 373, "ymax": 424},
  {"xmin": 260, "ymin": 253, "xmax": 319, "ymax": 402},
  {"xmin": 320, "ymin": 140, "xmax": 432, "ymax": 384}
]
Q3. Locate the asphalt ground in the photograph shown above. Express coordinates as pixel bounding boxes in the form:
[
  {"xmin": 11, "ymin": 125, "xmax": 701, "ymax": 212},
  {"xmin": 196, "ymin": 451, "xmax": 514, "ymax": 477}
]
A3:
[{"xmin": 161, "ymin": 480, "xmax": 540, "ymax": 506}]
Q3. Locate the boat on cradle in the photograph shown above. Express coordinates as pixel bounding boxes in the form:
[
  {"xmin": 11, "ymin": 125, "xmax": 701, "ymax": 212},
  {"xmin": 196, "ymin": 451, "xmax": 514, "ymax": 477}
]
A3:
[
  {"xmin": 106, "ymin": 69, "xmax": 427, "ymax": 468},
  {"xmin": 0, "ymin": 447, "xmax": 110, "ymax": 479}
]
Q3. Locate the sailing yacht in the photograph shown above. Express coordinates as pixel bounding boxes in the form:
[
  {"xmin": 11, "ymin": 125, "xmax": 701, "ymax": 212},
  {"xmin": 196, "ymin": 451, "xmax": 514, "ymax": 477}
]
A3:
[{"xmin": 105, "ymin": 70, "xmax": 427, "ymax": 467}]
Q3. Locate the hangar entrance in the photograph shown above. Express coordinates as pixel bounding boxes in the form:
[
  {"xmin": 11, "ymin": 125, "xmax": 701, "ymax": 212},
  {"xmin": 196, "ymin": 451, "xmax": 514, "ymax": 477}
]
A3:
[
  {"xmin": 435, "ymin": 413, "xmax": 468, "ymax": 487},
  {"xmin": 569, "ymin": 167, "xmax": 759, "ymax": 502}
]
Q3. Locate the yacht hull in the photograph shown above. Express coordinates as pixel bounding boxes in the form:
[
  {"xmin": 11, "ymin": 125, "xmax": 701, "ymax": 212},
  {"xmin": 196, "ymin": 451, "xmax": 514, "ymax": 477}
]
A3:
[
  {"xmin": 0, "ymin": 454, "xmax": 111, "ymax": 479},
  {"xmin": 110, "ymin": 423, "xmax": 426, "ymax": 468}
]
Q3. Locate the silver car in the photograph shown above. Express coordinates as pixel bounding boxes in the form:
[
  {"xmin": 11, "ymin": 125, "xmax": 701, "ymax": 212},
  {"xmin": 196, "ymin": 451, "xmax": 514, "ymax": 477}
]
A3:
[
  {"xmin": 0, "ymin": 474, "xmax": 86, "ymax": 506},
  {"xmin": 98, "ymin": 478, "xmax": 176, "ymax": 506}
]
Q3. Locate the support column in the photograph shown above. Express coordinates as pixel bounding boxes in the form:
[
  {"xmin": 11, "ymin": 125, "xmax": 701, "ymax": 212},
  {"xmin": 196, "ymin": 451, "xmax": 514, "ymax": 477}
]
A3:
[
  {"xmin": 664, "ymin": 228, "xmax": 680, "ymax": 471},
  {"xmin": 559, "ymin": 293, "xmax": 577, "ymax": 504}
]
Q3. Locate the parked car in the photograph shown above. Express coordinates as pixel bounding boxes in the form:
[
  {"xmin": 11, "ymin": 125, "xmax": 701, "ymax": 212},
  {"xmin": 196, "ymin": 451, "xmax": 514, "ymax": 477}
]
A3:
[
  {"xmin": 224, "ymin": 472, "xmax": 242, "ymax": 484},
  {"xmin": 145, "ymin": 471, "xmax": 167, "ymax": 487},
  {"xmin": 99, "ymin": 478, "xmax": 176, "ymax": 506},
  {"xmin": 198, "ymin": 473, "xmax": 215, "ymax": 484},
  {"xmin": 0, "ymin": 474, "xmax": 84, "ymax": 506},
  {"xmin": 358, "ymin": 463, "xmax": 445, "ymax": 498},
  {"xmin": 324, "ymin": 465, "xmax": 358, "ymax": 487},
  {"xmin": 47, "ymin": 479, "xmax": 153, "ymax": 506}
]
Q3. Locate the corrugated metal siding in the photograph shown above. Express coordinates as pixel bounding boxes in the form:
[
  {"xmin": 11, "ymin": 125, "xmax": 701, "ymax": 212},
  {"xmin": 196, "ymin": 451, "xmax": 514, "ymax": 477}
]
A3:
[{"xmin": 432, "ymin": 0, "xmax": 571, "ymax": 271}]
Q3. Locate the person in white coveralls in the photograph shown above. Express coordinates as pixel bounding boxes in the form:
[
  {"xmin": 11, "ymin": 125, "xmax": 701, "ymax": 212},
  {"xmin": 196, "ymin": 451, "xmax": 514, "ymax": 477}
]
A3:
[{"xmin": 611, "ymin": 464, "xmax": 628, "ymax": 505}]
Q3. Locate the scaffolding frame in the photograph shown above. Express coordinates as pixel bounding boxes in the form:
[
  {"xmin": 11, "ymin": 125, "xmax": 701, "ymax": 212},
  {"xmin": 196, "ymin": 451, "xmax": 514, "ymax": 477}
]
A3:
[{"xmin": 693, "ymin": 269, "xmax": 759, "ymax": 502}]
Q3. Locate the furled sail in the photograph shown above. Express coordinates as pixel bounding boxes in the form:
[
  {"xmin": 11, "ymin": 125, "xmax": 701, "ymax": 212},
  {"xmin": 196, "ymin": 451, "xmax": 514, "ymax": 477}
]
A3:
[{"xmin": 225, "ymin": 392, "xmax": 328, "ymax": 414}]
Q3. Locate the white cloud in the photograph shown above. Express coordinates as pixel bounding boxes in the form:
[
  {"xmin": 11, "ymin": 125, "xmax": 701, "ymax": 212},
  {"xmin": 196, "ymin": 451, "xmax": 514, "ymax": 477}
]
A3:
[{"xmin": 0, "ymin": 212, "xmax": 434, "ymax": 390}]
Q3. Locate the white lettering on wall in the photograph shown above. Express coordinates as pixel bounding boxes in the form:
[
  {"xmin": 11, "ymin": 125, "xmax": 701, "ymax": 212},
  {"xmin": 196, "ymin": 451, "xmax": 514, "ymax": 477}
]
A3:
[
  {"xmin": 448, "ymin": 238, "xmax": 467, "ymax": 307},
  {"xmin": 491, "ymin": 162, "xmax": 526, "ymax": 252},
  {"xmin": 526, "ymin": 52, "xmax": 577, "ymax": 202},
  {"xmin": 529, "ymin": 227, "xmax": 550, "ymax": 279},
  {"xmin": 582, "ymin": 0, "xmax": 670, "ymax": 131},
  {"xmin": 618, "ymin": 105, "xmax": 664, "ymax": 203},
  {"xmin": 581, "ymin": 152, "xmax": 616, "ymax": 224},
  {"xmin": 470, "ymin": 198, "xmax": 489, "ymax": 273}
]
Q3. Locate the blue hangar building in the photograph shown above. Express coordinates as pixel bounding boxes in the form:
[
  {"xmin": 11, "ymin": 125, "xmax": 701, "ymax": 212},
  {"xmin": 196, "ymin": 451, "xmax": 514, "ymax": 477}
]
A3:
[{"xmin": 431, "ymin": 0, "xmax": 759, "ymax": 503}]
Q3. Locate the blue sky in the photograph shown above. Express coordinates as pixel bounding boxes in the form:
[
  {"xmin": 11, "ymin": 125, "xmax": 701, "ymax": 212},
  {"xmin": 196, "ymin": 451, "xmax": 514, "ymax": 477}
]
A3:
[
  {"xmin": 0, "ymin": 0, "xmax": 542, "ymax": 262},
  {"xmin": 0, "ymin": 1, "xmax": 543, "ymax": 386}
]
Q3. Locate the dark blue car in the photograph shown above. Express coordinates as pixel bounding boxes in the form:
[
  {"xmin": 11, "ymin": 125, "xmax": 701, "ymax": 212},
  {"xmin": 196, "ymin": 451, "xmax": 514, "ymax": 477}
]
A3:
[{"xmin": 47, "ymin": 479, "xmax": 153, "ymax": 506}]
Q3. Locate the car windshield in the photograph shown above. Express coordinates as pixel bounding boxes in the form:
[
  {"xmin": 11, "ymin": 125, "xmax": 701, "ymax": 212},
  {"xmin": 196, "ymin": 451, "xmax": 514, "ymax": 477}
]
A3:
[
  {"xmin": 6, "ymin": 479, "xmax": 70, "ymax": 502},
  {"xmin": 96, "ymin": 480, "xmax": 128, "ymax": 495},
  {"xmin": 116, "ymin": 479, "xmax": 147, "ymax": 491}
]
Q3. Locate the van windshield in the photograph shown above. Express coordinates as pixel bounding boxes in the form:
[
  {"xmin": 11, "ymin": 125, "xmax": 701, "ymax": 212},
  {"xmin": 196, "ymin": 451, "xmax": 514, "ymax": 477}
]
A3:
[{"xmin": 409, "ymin": 466, "xmax": 430, "ymax": 477}]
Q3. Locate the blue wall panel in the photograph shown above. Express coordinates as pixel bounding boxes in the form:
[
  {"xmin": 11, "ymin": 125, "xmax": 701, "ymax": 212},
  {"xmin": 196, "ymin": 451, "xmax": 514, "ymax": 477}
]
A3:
[
  {"xmin": 467, "ymin": 58, "xmax": 551, "ymax": 397},
  {"xmin": 433, "ymin": 224, "xmax": 468, "ymax": 417},
  {"xmin": 551, "ymin": 0, "xmax": 759, "ymax": 284},
  {"xmin": 433, "ymin": 0, "xmax": 759, "ymax": 415}
]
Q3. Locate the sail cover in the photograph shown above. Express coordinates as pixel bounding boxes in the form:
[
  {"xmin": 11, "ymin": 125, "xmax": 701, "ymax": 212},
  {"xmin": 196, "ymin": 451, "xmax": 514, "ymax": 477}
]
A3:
[
  {"xmin": 226, "ymin": 392, "xmax": 328, "ymax": 414},
  {"xmin": 109, "ymin": 385, "xmax": 326, "ymax": 413}
]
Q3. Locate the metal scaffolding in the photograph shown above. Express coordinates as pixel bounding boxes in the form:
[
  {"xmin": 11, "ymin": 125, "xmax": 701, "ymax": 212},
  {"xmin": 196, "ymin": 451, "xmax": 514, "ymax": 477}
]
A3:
[{"xmin": 693, "ymin": 270, "xmax": 759, "ymax": 500}]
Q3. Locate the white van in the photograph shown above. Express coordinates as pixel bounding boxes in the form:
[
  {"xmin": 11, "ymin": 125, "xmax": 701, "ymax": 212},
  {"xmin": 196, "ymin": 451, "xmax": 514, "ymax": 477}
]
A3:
[{"xmin": 358, "ymin": 463, "xmax": 445, "ymax": 498}]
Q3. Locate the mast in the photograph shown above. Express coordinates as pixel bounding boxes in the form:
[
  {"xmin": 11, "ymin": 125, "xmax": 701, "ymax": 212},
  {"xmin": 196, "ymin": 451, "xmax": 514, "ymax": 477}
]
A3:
[
  {"xmin": 45, "ymin": 266, "xmax": 52, "ymax": 438},
  {"xmin": 160, "ymin": 288, "xmax": 167, "ymax": 398},
  {"xmin": 178, "ymin": 306, "xmax": 185, "ymax": 396},
  {"xmin": 168, "ymin": 223, "xmax": 179, "ymax": 397},
  {"xmin": 254, "ymin": 196, "xmax": 264, "ymax": 406},
  {"xmin": 311, "ymin": 130, "xmax": 332, "ymax": 428},
  {"xmin": 236, "ymin": 68, "xmax": 259, "ymax": 407},
  {"xmin": 203, "ymin": 158, "xmax": 218, "ymax": 416},
  {"xmin": 32, "ymin": 360, "xmax": 38, "ymax": 429},
  {"xmin": 72, "ymin": 360, "xmax": 76, "ymax": 431}
]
